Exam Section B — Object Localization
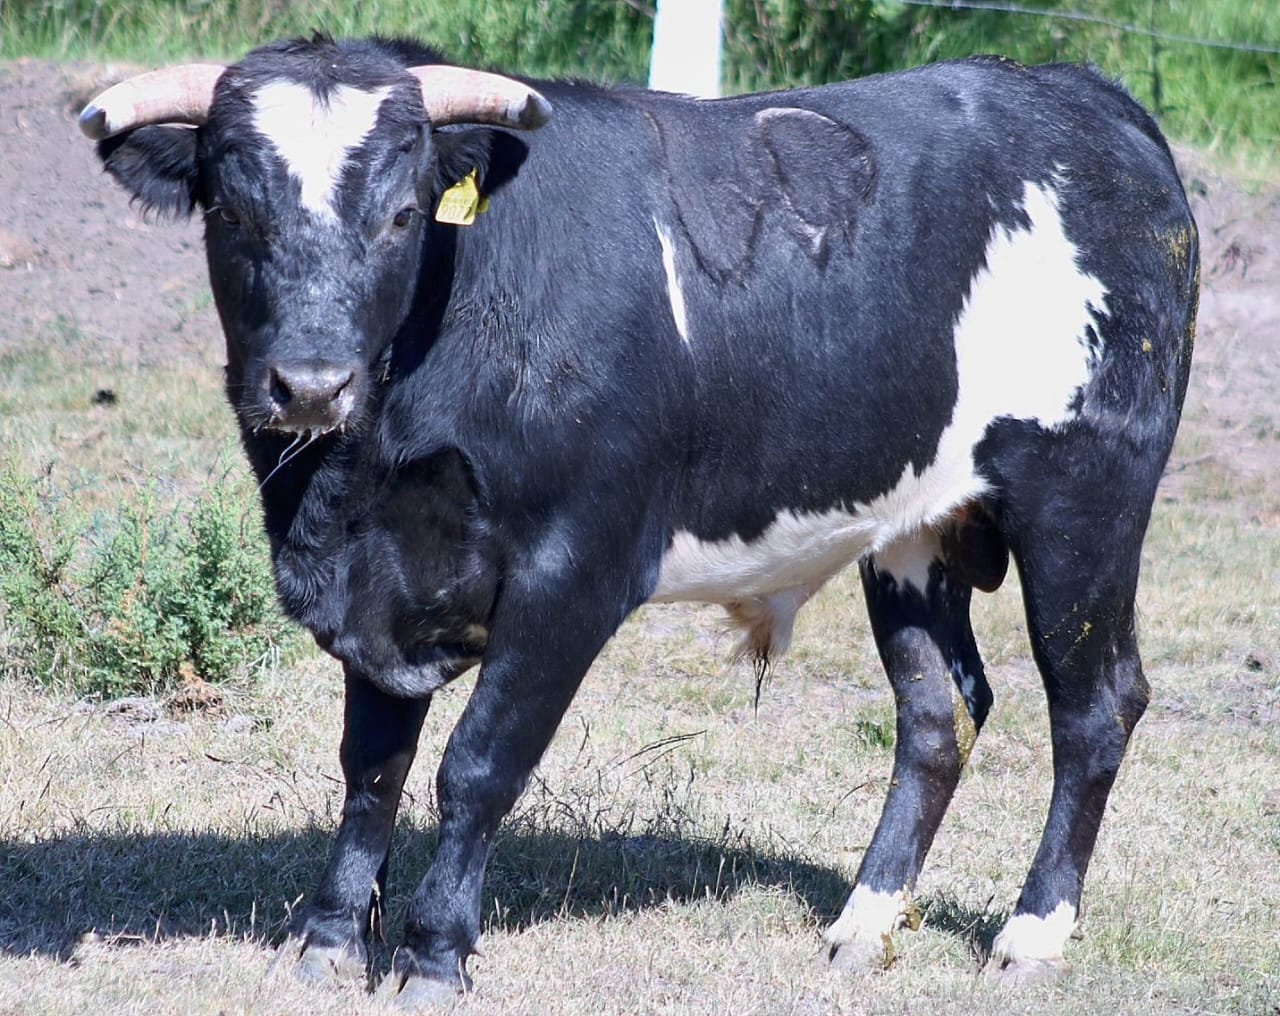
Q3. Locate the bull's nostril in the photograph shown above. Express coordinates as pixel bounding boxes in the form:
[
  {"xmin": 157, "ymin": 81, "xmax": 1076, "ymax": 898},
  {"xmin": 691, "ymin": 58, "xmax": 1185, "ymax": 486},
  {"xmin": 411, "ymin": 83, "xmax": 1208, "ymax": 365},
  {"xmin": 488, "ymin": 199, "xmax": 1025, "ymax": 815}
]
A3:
[{"xmin": 269, "ymin": 368, "xmax": 293, "ymax": 408}]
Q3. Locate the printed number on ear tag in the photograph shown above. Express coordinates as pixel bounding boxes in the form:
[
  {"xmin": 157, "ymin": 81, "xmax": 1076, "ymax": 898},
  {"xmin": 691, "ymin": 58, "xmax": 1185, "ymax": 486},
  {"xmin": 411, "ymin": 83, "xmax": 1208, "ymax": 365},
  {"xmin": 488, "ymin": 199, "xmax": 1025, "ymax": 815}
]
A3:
[{"xmin": 435, "ymin": 169, "xmax": 489, "ymax": 226}]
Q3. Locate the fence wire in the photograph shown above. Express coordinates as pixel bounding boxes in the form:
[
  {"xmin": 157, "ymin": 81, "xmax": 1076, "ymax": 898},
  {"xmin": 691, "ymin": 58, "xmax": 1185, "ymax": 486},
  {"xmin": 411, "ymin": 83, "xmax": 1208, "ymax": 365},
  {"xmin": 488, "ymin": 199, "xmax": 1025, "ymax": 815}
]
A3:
[{"xmin": 893, "ymin": 0, "xmax": 1280, "ymax": 56}]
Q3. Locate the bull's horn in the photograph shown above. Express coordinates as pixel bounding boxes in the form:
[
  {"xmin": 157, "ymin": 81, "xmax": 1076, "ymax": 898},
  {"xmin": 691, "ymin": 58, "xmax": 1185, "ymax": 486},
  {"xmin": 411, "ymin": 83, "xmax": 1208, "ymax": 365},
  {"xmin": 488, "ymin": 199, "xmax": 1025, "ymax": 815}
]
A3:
[
  {"xmin": 79, "ymin": 64, "xmax": 226, "ymax": 140},
  {"xmin": 408, "ymin": 66, "xmax": 552, "ymax": 130}
]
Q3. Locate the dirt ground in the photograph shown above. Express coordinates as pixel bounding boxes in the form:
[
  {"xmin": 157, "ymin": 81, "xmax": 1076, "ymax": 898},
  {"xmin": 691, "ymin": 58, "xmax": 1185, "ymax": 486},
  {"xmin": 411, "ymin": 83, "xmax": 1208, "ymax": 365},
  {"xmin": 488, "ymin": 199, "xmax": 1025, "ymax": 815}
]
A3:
[
  {"xmin": 1, "ymin": 61, "xmax": 215, "ymax": 366},
  {"xmin": 2, "ymin": 57, "xmax": 1278, "ymax": 507}
]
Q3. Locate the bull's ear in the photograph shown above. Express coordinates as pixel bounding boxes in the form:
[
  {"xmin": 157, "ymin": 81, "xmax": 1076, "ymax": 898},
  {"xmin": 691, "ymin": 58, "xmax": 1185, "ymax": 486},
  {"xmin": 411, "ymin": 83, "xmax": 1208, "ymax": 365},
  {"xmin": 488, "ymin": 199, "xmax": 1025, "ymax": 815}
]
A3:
[
  {"xmin": 97, "ymin": 126, "xmax": 199, "ymax": 219},
  {"xmin": 433, "ymin": 127, "xmax": 528, "ymax": 197},
  {"xmin": 432, "ymin": 127, "xmax": 496, "ymax": 194}
]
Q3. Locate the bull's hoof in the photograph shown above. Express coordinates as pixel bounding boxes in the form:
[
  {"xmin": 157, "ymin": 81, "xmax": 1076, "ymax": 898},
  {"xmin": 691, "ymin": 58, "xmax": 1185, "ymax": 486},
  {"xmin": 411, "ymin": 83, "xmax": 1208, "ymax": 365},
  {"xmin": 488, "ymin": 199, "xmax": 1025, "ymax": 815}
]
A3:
[
  {"xmin": 822, "ymin": 886, "xmax": 919, "ymax": 975},
  {"xmin": 825, "ymin": 933, "xmax": 893, "ymax": 974},
  {"xmin": 268, "ymin": 934, "xmax": 368, "ymax": 985},
  {"xmin": 822, "ymin": 915, "xmax": 895, "ymax": 974},
  {"xmin": 984, "ymin": 955, "xmax": 1068, "ymax": 986},
  {"xmin": 374, "ymin": 964, "xmax": 465, "ymax": 1010}
]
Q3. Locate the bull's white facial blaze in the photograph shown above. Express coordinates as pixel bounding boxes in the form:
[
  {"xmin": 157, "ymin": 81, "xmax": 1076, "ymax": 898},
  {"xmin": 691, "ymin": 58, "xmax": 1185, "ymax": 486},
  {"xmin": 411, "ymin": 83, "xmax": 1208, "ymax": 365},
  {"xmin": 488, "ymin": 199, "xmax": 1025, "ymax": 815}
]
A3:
[
  {"xmin": 653, "ymin": 180, "xmax": 1108, "ymax": 651},
  {"xmin": 991, "ymin": 901, "xmax": 1078, "ymax": 964},
  {"xmin": 654, "ymin": 219, "xmax": 691, "ymax": 344},
  {"xmin": 251, "ymin": 81, "xmax": 394, "ymax": 220}
]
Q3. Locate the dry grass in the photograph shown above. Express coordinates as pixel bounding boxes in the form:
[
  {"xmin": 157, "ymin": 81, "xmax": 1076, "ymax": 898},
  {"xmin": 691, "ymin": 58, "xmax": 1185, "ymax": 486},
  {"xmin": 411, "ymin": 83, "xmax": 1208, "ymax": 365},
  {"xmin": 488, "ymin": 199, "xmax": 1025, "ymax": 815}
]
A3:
[{"xmin": 0, "ymin": 477, "xmax": 1276, "ymax": 1013}]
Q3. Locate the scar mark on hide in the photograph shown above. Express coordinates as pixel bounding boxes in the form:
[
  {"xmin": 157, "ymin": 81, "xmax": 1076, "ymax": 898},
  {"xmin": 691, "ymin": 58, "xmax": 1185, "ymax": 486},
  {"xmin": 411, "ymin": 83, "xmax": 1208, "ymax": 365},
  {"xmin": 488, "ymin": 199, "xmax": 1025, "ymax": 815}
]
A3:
[
  {"xmin": 753, "ymin": 107, "xmax": 878, "ymax": 265},
  {"xmin": 644, "ymin": 108, "xmax": 762, "ymax": 282},
  {"xmin": 644, "ymin": 103, "xmax": 877, "ymax": 282}
]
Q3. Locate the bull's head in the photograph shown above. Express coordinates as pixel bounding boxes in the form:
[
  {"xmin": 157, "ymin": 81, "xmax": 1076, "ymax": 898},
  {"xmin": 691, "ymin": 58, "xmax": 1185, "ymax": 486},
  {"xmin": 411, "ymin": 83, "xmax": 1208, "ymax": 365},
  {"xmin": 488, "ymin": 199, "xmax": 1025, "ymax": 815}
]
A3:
[{"xmin": 81, "ymin": 37, "xmax": 550, "ymax": 438}]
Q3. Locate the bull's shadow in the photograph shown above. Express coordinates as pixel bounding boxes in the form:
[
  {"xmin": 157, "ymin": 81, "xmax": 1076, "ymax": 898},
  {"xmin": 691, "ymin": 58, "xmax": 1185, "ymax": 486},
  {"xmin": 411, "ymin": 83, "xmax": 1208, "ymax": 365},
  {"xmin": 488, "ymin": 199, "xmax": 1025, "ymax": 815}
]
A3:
[
  {"xmin": 0, "ymin": 814, "xmax": 1004, "ymax": 965},
  {"xmin": 0, "ymin": 816, "xmax": 854, "ymax": 962}
]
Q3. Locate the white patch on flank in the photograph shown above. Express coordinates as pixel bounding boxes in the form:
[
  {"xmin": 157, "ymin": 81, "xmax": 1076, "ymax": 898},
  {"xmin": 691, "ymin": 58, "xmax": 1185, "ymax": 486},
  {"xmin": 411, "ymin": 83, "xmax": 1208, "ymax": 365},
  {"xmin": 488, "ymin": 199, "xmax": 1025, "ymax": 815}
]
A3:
[
  {"xmin": 654, "ymin": 219, "xmax": 691, "ymax": 344},
  {"xmin": 823, "ymin": 884, "xmax": 912, "ymax": 953},
  {"xmin": 949, "ymin": 181, "xmax": 1108, "ymax": 432},
  {"xmin": 653, "ymin": 181, "xmax": 1108, "ymax": 652},
  {"xmin": 991, "ymin": 901, "xmax": 1078, "ymax": 964},
  {"xmin": 252, "ymin": 81, "xmax": 394, "ymax": 219}
]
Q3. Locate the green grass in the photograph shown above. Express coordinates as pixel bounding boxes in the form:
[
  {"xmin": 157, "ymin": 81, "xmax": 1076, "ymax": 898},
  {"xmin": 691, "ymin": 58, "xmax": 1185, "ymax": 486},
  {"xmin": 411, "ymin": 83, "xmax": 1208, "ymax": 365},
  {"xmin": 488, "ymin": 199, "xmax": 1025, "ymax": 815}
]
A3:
[
  {"xmin": 0, "ymin": 0, "xmax": 653, "ymax": 84},
  {"xmin": 1, "ymin": 0, "xmax": 1275, "ymax": 168},
  {"xmin": 885, "ymin": 0, "xmax": 1280, "ymax": 173},
  {"xmin": 0, "ymin": 323, "xmax": 229, "ymax": 505},
  {"xmin": 0, "ymin": 326, "xmax": 294, "ymax": 699}
]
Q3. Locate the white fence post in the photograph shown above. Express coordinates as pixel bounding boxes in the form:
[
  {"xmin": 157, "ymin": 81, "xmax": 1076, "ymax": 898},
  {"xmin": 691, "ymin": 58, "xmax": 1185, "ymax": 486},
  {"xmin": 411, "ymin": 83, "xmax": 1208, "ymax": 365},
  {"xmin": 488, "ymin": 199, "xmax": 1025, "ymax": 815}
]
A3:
[{"xmin": 648, "ymin": 0, "xmax": 725, "ymax": 98}]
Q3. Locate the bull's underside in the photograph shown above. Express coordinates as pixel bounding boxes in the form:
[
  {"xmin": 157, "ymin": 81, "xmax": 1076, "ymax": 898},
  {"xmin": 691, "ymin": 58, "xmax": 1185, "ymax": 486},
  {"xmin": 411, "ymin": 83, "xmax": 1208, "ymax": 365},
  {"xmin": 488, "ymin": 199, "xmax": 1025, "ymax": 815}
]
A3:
[{"xmin": 81, "ymin": 35, "xmax": 1199, "ymax": 1002}]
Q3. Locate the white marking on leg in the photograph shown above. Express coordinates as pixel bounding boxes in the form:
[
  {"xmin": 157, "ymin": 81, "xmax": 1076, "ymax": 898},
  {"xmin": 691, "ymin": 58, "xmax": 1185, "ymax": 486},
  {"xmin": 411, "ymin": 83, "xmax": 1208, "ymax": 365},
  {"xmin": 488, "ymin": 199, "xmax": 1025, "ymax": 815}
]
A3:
[
  {"xmin": 991, "ymin": 901, "xmax": 1078, "ymax": 965},
  {"xmin": 872, "ymin": 529, "xmax": 943, "ymax": 595},
  {"xmin": 654, "ymin": 219, "xmax": 691, "ymax": 344},
  {"xmin": 252, "ymin": 81, "xmax": 393, "ymax": 220},
  {"xmin": 824, "ymin": 884, "xmax": 913, "ymax": 959}
]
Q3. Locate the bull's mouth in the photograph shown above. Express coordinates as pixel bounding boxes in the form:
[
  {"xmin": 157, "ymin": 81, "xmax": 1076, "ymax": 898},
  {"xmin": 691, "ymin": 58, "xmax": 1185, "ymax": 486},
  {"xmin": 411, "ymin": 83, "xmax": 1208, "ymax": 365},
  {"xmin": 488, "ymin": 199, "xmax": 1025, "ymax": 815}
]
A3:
[{"xmin": 266, "ymin": 403, "xmax": 354, "ymax": 437}]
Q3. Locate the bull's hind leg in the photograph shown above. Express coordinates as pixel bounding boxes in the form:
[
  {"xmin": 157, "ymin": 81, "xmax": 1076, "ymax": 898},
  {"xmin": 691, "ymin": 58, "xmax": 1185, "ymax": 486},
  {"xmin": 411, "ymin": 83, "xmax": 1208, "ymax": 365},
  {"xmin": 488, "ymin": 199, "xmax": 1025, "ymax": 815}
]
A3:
[
  {"xmin": 825, "ymin": 529, "xmax": 993, "ymax": 970},
  {"xmin": 985, "ymin": 433, "xmax": 1159, "ymax": 982}
]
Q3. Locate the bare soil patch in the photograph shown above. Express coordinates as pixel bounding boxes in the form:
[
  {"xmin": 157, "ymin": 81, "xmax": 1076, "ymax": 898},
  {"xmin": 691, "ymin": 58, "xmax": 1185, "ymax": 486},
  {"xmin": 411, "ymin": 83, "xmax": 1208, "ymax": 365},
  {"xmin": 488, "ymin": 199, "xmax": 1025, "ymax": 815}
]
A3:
[
  {"xmin": 1, "ymin": 59, "xmax": 215, "ymax": 365},
  {"xmin": 1164, "ymin": 147, "xmax": 1280, "ymax": 510}
]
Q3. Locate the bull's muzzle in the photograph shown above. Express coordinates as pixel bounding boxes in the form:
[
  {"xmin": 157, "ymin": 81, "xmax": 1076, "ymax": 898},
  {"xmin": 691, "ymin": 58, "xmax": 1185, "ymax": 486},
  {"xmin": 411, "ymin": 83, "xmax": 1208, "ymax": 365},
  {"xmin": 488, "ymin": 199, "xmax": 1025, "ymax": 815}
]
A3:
[{"xmin": 266, "ymin": 360, "xmax": 359, "ymax": 434}]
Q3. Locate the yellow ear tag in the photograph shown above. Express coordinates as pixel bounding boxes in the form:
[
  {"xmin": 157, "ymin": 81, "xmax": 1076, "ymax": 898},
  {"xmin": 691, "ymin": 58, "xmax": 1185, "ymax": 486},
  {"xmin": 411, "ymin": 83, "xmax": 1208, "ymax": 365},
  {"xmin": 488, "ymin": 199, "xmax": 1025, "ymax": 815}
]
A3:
[{"xmin": 435, "ymin": 169, "xmax": 487, "ymax": 226}]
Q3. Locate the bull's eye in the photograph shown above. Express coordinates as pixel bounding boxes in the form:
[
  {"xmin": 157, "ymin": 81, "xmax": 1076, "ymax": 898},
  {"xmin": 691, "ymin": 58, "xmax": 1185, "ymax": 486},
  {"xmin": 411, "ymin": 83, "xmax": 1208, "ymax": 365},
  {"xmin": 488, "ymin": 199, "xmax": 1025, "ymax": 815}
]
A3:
[
  {"xmin": 217, "ymin": 206, "xmax": 240, "ymax": 227},
  {"xmin": 392, "ymin": 206, "xmax": 417, "ymax": 229}
]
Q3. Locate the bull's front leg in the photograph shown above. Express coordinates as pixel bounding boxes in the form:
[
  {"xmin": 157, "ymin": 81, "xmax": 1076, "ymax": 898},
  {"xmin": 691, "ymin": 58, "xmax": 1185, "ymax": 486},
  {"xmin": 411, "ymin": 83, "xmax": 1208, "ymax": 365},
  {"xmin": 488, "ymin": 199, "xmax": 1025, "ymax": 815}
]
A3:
[
  {"xmin": 378, "ymin": 557, "xmax": 630, "ymax": 1004},
  {"xmin": 276, "ymin": 668, "xmax": 430, "ymax": 983}
]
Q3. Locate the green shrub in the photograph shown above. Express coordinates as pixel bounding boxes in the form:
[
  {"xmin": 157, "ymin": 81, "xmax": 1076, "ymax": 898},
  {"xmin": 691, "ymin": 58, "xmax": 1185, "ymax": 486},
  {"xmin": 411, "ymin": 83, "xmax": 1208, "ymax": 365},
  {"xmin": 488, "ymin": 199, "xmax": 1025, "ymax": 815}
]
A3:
[
  {"xmin": 0, "ymin": 466, "xmax": 84, "ymax": 680},
  {"xmin": 881, "ymin": 0, "xmax": 1278, "ymax": 168},
  {"xmin": 0, "ymin": 462, "xmax": 293, "ymax": 698}
]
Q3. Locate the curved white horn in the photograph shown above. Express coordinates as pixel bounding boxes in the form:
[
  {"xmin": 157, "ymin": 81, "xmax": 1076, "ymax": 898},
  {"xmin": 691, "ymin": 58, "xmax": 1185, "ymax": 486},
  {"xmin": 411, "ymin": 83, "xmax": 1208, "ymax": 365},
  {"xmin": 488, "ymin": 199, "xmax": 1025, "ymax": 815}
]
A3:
[
  {"xmin": 79, "ymin": 64, "xmax": 226, "ymax": 140},
  {"xmin": 408, "ymin": 66, "xmax": 552, "ymax": 130}
]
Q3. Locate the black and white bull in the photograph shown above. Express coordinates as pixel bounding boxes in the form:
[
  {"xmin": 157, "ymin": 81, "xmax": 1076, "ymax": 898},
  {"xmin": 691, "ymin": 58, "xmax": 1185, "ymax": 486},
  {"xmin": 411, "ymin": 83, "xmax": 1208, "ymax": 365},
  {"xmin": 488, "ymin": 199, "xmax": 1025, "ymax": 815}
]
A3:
[{"xmin": 80, "ymin": 35, "xmax": 1199, "ymax": 1001}]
